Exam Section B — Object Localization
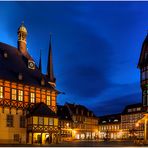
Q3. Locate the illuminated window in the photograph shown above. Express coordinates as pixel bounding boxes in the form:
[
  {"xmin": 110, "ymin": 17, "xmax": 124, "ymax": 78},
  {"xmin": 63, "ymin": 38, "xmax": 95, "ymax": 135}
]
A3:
[
  {"xmin": 39, "ymin": 117, "xmax": 43, "ymax": 125},
  {"xmin": 128, "ymin": 109, "xmax": 132, "ymax": 112},
  {"xmin": 12, "ymin": 89, "xmax": 17, "ymax": 100},
  {"xmin": 102, "ymin": 121, "xmax": 106, "ymax": 123},
  {"xmin": 18, "ymin": 90, "xmax": 23, "ymax": 101},
  {"xmin": 46, "ymin": 96, "xmax": 51, "ymax": 105},
  {"xmin": 0, "ymin": 86, "xmax": 3, "ymax": 98},
  {"xmin": 30, "ymin": 92, "xmax": 35, "ymax": 103},
  {"xmin": 114, "ymin": 119, "xmax": 118, "ymax": 122},
  {"xmin": 52, "ymin": 96, "xmax": 56, "ymax": 106},
  {"xmin": 49, "ymin": 118, "xmax": 53, "ymax": 125}
]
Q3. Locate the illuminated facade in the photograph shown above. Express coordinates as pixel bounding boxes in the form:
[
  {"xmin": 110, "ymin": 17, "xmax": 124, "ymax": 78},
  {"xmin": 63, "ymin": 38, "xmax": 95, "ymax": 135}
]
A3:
[
  {"xmin": 137, "ymin": 33, "xmax": 148, "ymax": 144},
  {"xmin": 57, "ymin": 105, "xmax": 73, "ymax": 142},
  {"xmin": 65, "ymin": 103, "xmax": 99, "ymax": 140},
  {"xmin": 0, "ymin": 23, "xmax": 59, "ymax": 144},
  {"xmin": 121, "ymin": 103, "xmax": 144, "ymax": 140},
  {"xmin": 98, "ymin": 114, "xmax": 121, "ymax": 140}
]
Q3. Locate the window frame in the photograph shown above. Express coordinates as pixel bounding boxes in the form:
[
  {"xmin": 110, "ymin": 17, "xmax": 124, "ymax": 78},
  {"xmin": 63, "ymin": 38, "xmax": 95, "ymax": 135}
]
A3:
[
  {"xmin": 7, "ymin": 114, "xmax": 13, "ymax": 127},
  {"xmin": 0, "ymin": 86, "xmax": 3, "ymax": 99},
  {"xmin": 20, "ymin": 116, "xmax": 26, "ymax": 128},
  {"xmin": 18, "ymin": 90, "xmax": 23, "ymax": 101},
  {"xmin": 30, "ymin": 92, "xmax": 35, "ymax": 103},
  {"xmin": 46, "ymin": 95, "xmax": 51, "ymax": 106},
  {"xmin": 11, "ymin": 88, "xmax": 17, "ymax": 100}
]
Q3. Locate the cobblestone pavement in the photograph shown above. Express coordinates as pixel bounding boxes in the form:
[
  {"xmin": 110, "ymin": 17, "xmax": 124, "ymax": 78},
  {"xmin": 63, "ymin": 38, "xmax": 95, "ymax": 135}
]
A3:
[{"xmin": 0, "ymin": 140, "xmax": 147, "ymax": 147}]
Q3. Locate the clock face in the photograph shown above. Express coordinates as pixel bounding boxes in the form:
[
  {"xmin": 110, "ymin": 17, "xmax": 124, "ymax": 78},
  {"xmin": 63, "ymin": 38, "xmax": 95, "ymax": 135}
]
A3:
[{"xmin": 28, "ymin": 60, "xmax": 35, "ymax": 69}]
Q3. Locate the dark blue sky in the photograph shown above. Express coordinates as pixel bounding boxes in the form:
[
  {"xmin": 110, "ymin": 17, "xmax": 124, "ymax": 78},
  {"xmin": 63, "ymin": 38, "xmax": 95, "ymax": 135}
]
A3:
[{"xmin": 0, "ymin": 1, "xmax": 146, "ymax": 116}]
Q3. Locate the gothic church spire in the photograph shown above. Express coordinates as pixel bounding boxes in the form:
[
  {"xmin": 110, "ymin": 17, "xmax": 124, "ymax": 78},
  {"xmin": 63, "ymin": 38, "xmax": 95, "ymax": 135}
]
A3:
[{"xmin": 47, "ymin": 34, "xmax": 56, "ymax": 87}]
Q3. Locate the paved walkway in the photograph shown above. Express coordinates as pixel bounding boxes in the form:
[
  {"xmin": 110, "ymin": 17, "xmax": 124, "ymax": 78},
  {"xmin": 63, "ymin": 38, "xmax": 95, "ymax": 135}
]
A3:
[{"xmin": 0, "ymin": 140, "xmax": 147, "ymax": 147}]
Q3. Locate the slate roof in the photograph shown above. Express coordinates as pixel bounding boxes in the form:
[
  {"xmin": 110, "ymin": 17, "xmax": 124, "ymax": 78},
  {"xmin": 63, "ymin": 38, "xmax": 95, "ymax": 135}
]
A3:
[
  {"xmin": 57, "ymin": 105, "xmax": 72, "ymax": 121},
  {"xmin": 0, "ymin": 42, "xmax": 55, "ymax": 90},
  {"xmin": 65, "ymin": 102, "xmax": 96, "ymax": 117},
  {"xmin": 27, "ymin": 102, "xmax": 57, "ymax": 117},
  {"xmin": 98, "ymin": 113, "xmax": 121, "ymax": 125},
  {"xmin": 122, "ymin": 103, "xmax": 142, "ymax": 115}
]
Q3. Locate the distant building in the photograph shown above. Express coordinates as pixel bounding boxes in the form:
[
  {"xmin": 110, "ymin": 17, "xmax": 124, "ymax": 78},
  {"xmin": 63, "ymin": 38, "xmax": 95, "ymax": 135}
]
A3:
[
  {"xmin": 121, "ymin": 103, "xmax": 144, "ymax": 140},
  {"xmin": 0, "ymin": 23, "xmax": 59, "ymax": 144},
  {"xmin": 57, "ymin": 105, "xmax": 73, "ymax": 142},
  {"xmin": 98, "ymin": 114, "xmax": 121, "ymax": 140},
  {"xmin": 65, "ymin": 103, "xmax": 99, "ymax": 140}
]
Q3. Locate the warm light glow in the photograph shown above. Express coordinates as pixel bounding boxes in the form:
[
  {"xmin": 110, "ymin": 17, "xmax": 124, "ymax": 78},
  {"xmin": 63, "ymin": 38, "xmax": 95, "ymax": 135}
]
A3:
[
  {"xmin": 135, "ymin": 122, "xmax": 139, "ymax": 127},
  {"xmin": 66, "ymin": 123, "xmax": 69, "ymax": 127},
  {"xmin": 46, "ymin": 95, "xmax": 51, "ymax": 105},
  {"xmin": 18, "ymin": 90, "xmax": 23, "ymax": 101},
  {"xmin": 0, "ymin": 86, "xmax": 3, "ymax": 98},
  {"xmin": 118, "ymin": 130, "xmax": 123, "ymax": 137},
  {"xmin": 12, "ymin": 89, "xmax": 17, "ymax": 100},
  {"xmin": 73, "ymin": 130, "xmax": 76, "ymax": 134},
  {"xmin": 30, "ymin": 92, "xmax": 35, "ymax": 103}
]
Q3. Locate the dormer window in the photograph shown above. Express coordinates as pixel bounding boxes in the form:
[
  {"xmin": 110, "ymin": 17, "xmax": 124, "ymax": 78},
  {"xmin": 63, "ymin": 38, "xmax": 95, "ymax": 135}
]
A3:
[
  {"xmin": 4, "ymin": 52, "xmax": 8, "ymax": 58},
  {"xmin": 128, "ymin": 109, "xmax": 132, "ymax": 112},
  {"xmin": 114, "ymin": 119, "xmax": 118, "ymax": 122},
  {"xmin": 18, "ymin": 73, "xmax": 23, "ymax": 80},
  {"xmin": 41, "ymin": 78, "xmax": 45, "ymax": 86},
  {"xmin": 76, "ymin": 108, "xmax": 78, "ymax": 114},
  {"xmin": 81, "ymin": 110, "xmax": 83, "ymax": 115},
  {"xmin": 28, "ymin": 60, "xmax": 35, "ymax": 70},
  {"xmin": 87, "ymin": 111, "xmax": 89, "ymax": 116}
]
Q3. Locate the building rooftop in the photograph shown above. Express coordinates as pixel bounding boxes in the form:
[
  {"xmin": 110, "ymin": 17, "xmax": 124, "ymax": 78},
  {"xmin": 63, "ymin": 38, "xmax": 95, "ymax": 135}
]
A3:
[
  {"xmin": 122, "ymin": 103, "xmax": 142, "ymax": 115},
  {"xmin": 0, "ymin": 42, "xmax": 55, "ymax": 90},
  {"xmin": 27, "ymin": 102, "xmax": 57, "ymax": 117},
  {"xmin": 65, "ymin": 102, "xmax": 96, "ymax": 117},
  {"xmin": 57, "ymin": 105, "xmax": 72, "ymax": 121},
  {"xmin": 98, "ymin": 113, "xmax": 121, "ymax": 125}
]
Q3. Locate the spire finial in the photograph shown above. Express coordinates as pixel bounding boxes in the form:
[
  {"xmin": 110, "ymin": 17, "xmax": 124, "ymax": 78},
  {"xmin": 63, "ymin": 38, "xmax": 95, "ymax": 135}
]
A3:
[
  {"xmin": 21, "ymin": 21, "xmax": 24, "ymax": 26},
  {"xmin": 50, "ymin": 33, "xmax": 52, "ymax": 45}
]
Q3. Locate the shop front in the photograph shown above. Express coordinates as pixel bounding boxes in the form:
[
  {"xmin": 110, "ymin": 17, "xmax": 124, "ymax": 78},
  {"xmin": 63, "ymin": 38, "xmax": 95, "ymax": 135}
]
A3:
[{"xmin": 26, "ymin": 102, "xmax": 59, "ymax": 144}]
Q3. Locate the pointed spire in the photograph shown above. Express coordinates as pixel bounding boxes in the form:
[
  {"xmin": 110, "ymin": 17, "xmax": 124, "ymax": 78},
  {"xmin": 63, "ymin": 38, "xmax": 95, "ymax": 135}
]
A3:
[
  {"xmin": 47, "ymin": 34, "xmax": 56, "ymax": 86},
  {"xmin": 39, "ymin": 49, "xmax": 42, "ymax": 72}
]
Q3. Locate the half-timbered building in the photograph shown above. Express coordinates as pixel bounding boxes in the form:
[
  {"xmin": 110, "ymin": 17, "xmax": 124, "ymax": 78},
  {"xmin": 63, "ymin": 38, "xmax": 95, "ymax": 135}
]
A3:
[{"xmin": 0, "ymin": 23, "xmax": 59, "ymax": 144}]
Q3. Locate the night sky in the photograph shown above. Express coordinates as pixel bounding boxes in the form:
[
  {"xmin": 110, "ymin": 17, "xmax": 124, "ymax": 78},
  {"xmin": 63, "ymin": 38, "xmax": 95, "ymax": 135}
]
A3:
[{"xmin": 0, "ymin": 1, "xmax": 147, "ymax": 116}]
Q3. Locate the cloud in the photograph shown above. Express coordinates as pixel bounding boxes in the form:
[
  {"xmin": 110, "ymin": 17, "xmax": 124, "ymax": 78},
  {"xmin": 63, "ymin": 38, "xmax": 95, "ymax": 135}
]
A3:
[
  {"xmin": 56, "ymin": 26, "xmax": 114, "ymax": 99},
  {"xmin": 92, "ymin": 92, "xmax": 141, "ymax": 116},
  {"xmin": 0, "ymin": 1, "xmax": 145, "ymax": 117}
]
